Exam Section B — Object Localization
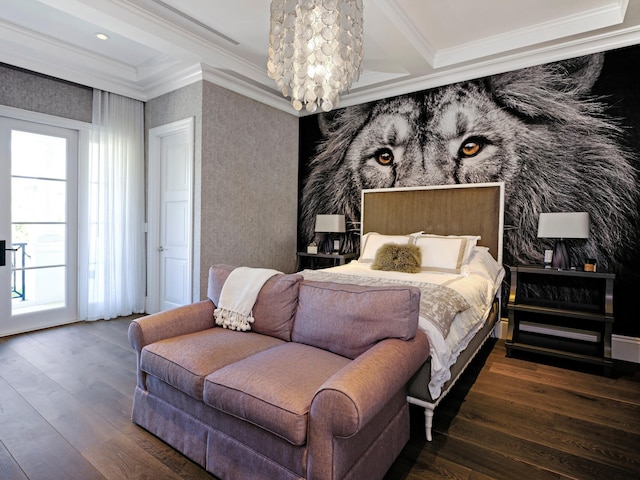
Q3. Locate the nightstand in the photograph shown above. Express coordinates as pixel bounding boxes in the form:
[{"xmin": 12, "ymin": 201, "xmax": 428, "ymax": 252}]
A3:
[
  {"xmin": 506, "ymin": 265, "xmax": 614, "ymax": 376},
  {"xmin": 296, "ymin": 252, "xmax": 358, "ymax": 271}
]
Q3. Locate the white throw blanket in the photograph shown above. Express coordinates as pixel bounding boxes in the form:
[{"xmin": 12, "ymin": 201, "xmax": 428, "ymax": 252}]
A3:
[{"xmin": 214, "ymin": 267, "xmax": 281, "ymax": 331}]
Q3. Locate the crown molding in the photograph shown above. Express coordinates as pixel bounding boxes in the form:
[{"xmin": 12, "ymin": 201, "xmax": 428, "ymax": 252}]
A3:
[
  {"xmin": 200, "ymin": 64, "xmax": 295, "ymax": 116},
  {"xmin": 372, "ymin": 0, "xmax": 437, "ymax": 66},
  {"xmin": 432, "ymin": 0, "xmax": 630, "ymax": 67},
  {"xmin": 338, "ymin": 25, "xmax": 640, "ymax": 111},
  {"xmin": 2, "ymin": 0, "xmax": 639, "ymax": 114}
]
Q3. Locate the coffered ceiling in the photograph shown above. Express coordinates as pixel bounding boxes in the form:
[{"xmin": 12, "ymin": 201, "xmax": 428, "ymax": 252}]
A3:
[{"xmin": 1, "ymin": 0, "xmax": 639, "ymax": 115}]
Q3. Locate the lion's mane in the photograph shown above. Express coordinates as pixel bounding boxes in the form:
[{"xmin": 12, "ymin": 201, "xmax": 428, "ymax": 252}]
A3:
[{"xmin": 300, "ymin": 54, "xmax": 639, "ymax": 271}]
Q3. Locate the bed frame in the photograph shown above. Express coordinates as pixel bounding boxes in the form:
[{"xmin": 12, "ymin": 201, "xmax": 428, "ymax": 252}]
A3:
[{"xmin": 361, "ymin": 182, "xmax": 505, "ymax": 441}]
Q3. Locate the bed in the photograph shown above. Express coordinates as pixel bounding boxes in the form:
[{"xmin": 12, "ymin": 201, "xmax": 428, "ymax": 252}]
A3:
[{"xmin": 299, "ymin": 182, "xmax": 505, "ymax": 441}]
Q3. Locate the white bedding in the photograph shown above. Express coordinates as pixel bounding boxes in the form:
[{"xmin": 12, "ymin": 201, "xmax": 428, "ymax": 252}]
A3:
[{"xmin": 306, "ymin": 247, "xmax": 504, "ymax": 399}]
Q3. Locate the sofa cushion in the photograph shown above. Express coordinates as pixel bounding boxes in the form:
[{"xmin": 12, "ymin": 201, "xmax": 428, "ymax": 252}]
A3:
[
  {"xmin": 291, "ymin": 281, "xmax": 420, "ymax": 359},
  {"xmin": 207, "ymin": 265, "xmax": 303, "ymax": 341},
  {"xmin": 140, "ymin": 328, "xmax": 284, "ymax": 400},
  {"xmin": 203, "ymin": 342, "xmax": 350, "ymax": 446}
]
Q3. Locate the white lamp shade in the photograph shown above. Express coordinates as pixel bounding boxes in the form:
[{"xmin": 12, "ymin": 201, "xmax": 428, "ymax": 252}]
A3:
[
  {"xmin": 315, "ymin": 214, "xmax": 346, "ymax": 233},
  {"xmin": 537, "ymin": 212, "xmax": 589, "ymax": 239}
]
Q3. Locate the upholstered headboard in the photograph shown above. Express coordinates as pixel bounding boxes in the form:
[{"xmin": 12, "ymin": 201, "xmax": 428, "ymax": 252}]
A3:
[{"xmin": 361, "ymin": 182, "xmax": 504, "ymax": 263}]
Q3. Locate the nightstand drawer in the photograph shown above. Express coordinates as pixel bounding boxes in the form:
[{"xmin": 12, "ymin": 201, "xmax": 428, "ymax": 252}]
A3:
[
  {"xmin": 295, "ymin": 252, "xmax": 358, "ymax": 271},
  {"xmin": 506, "ymin": 265, "xmax": 614, "ymax": 376}
]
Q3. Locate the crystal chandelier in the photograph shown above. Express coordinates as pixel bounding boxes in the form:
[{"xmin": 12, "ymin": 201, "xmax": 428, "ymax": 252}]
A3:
[{"xmin": 267, "ymin": 0, "xmax": 364, "ymax": 113}]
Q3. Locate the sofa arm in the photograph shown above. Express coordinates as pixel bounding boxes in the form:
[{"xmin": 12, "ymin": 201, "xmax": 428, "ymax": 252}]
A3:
[
  {"xmin": 128, "ymin": 300, "xmax": 215, "ymax": 352},
  {"xmin": 307, "ymin": 330, "xmax": 429, "ymax": 479},
  {"xmin": 128, "ymin": 300, "xmax": 215, "ymax": 390}
]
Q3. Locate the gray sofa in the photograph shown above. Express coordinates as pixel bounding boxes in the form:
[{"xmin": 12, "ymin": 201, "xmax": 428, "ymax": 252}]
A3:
[{"xmin": 128, "ymin": 264, "xmax": 429, "ymax": 480}]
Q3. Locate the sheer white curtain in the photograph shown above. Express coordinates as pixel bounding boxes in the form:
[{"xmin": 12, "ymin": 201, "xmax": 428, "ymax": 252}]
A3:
[{"xmin": 78, "ymin": 89, "xmax": 145, "ymax": 320}]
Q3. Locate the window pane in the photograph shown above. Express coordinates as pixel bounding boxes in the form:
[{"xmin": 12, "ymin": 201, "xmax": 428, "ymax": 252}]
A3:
[
  {"xmin": 11, "ymin": 224, "xmax": 65, "ymax": 268},
  {"xmin": 12, "ymin": 177, "xmax": 66, "ymax": 223},
  {"xmin": 12, "ymin": 266, "xmax": 66, "ymax": 313},
  {"xmin": 11, "ymin": 131, "xmax": 67, "ymax": 180}
]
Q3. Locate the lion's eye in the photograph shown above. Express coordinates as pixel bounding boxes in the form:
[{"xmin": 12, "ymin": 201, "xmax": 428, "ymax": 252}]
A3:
[
  {"xmin": 374, "ymin": 148, "xmax": 394, "ymax": 166},
  {"xmin": 459, "ymin": 137, "xmax": 487, "ymax": 158},
  {"xmin": 460, "ymin": 141, "xmax": 480, "ymax": 157}
]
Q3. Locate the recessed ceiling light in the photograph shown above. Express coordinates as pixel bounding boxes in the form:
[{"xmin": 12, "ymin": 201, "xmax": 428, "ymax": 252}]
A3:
[{"xmin": 96, "ymin": 33, "xmax": 109, "ymax": 40}]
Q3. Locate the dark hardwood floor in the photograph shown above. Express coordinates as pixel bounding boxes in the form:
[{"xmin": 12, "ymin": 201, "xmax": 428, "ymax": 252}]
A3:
[{"xmin": 1, "ymin": 316, "xmax": 638, "ymax": 480}]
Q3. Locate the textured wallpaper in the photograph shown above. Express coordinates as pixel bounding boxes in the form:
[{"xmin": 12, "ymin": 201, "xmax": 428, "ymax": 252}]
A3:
[
  {"xmin": 200, "ymin": 81, "xmax": 299, "ymax": 294},
  {"xmin": 0, "ymin": 63, "xmax": 92, "ymax": 122},
  {"xmin": 146, "ymin": 81, "xmax": 299, "ymax": 300}
]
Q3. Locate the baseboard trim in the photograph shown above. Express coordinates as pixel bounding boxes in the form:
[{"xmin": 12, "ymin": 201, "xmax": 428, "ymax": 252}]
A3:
[
  {"xmin": 611, "ymin": 334, "xmax": 640, "ymax": 364},
  {"xmin": 495, "ymin": 318, "xmax": 639, "ymax": 364},
  {"xmin": 495, "ymin": 318, "xmax": 509, "ymax": 339}
]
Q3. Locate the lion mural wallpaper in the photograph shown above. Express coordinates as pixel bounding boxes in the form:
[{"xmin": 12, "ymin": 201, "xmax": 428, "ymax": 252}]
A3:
[{"xmin": 298, "ymin": 45, "xmax": 640, "ymax": 338}]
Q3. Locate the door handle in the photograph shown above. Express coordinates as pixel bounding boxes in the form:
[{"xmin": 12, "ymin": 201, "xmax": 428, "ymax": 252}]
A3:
[
  {"xmin": 1, "ymin": 240, "xmax": 16, "ymax": 266},
  {"xmin": 158, "ymin": 246, "xmax": 165, "ymax": 252}
]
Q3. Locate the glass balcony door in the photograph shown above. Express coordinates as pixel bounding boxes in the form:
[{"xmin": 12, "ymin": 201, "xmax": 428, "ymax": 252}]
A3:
[{"xmin": 0, "ymin": 117, "xmax": 78, "ymax": 336}]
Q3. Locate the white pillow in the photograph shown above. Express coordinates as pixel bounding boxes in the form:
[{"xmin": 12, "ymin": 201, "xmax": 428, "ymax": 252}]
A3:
[
  {"xmin": 467, "ymin": 246, "xmax": 505, "ymax": 301},
  {"xmin": 360, "ymin": 232, "xmax": 414, "ymax": 262},
  {"xmin": 413, "ymin": 234, "xmax": 481, "ymax": 273},
  {"xmin": 418, "ymin": 234, "xmax": 480, "ymax": 264},
  {"xmin": 468, "ymin": 246, "xmax": 502, "ymax": 280}
]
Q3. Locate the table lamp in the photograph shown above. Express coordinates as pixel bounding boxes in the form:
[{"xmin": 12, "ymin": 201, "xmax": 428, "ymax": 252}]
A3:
[
  {"xmin": 315, "ymin": 214, "xmax": 346, "ymax": 254},
  {"xmin": 537, "ymin": 212, "xmax": 589, "ymax": 269}
]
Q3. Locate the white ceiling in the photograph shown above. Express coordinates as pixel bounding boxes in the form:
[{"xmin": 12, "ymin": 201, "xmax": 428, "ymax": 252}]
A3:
[{"xmin": 1, "ymin": 0, "xmax": 639, "ymax": 115}]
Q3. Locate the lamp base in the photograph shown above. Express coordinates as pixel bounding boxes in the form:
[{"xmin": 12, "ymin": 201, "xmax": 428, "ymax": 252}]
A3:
[
  {"xmin": 552, "ymin": 239, "xmax": 570, "ymax": 269},
  {"xmin": 321, "ymin": 235, "xmax": 332, "ymax": 254}
]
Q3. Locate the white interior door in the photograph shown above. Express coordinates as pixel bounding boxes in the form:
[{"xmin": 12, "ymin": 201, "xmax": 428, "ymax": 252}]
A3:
[
  {"xmin": 0, "ymin": 117, "xmax": 78, "ymax": 336},
  {"xmin": 147, "ymin": 118, "xmax": 194, "ymax": 313}
]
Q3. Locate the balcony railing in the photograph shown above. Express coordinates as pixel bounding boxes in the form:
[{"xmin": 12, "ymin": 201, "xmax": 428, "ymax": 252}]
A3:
[{"xmin": 10, "ymin": 242, "xmax": 29, "ymax": 301}]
